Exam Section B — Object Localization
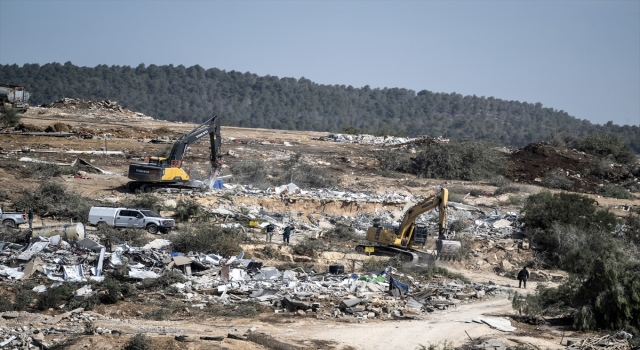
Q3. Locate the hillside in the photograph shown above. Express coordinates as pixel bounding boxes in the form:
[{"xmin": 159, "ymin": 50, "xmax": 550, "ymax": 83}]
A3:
[{"xmin": 1, "ymin": 62, "xmax": 639, "ymax": 151}]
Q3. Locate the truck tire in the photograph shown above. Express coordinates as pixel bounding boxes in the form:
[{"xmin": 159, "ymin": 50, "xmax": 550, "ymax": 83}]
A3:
[
  {"xmin": 146, "ymin": 224, "xmax": 159, "ymax": 234},
  {"xmin": 97, "ymin": 222, "xmax": 108, "ymax": 229},
  {"xmin": 2, "ymin": 220, "xmax": 16, "ymax": 229},
  {"xmin": 140, "ymin": 184, "xmax": 153, "ymax": 193}
]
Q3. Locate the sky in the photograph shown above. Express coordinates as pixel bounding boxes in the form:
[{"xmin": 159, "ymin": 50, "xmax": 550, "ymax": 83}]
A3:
[{"xmin": 1, "ymin": 0, "xmax": 638, "ymax": 126}]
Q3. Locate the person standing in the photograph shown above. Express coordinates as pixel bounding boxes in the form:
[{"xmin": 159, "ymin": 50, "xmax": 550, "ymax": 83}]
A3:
[
  {"xmin": 517, "ymin": 266, "xmax": 529, "ymax": 288},
  {"xmin": 283, "ymin": 224, "xmax": 292, "ymax": 245},
  {"xmin": 265, "ymin": 223, "xmax": 275, "ymax": 243},
  {"xmin": 28, "ymin": 208, "xmax": 34, "ymax": 230}
]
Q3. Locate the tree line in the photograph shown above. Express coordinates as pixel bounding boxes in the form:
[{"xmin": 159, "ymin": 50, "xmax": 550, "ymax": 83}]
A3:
[{"xmin": 1, "ymin": 62, "xmax": 638, "ymax": 152}]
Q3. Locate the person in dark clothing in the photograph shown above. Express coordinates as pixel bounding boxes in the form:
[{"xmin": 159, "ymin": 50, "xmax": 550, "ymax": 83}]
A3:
[
  {"xmin": 517, "ymin": 266, "xmax": 529, "ymax": 288},
  {"xmin": 28, "ymin": 208, "xmax": 34, "ymax": 230},
  {"xmin": 265, "ymin": 223, "xmax": 275, "ymax": 243},
  {"xmin": 283, "ymin": 225, "xmax": 292, "ymax": 245}
]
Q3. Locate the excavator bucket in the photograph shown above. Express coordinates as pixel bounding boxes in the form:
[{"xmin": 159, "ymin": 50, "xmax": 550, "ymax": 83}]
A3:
[{"xmin": 436, "ymin": 239, "xmax": 461, "ymax": 260}]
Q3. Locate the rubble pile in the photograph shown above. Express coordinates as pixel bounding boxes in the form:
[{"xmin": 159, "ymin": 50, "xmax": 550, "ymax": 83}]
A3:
[
  {"xmin": 0, "ymin": 234, "xmax": 511, "ymax": 327},
  {"xmin": 316, "ymin": 133, "xmax": 418, "ymax": 145},
  {"xmin": 40, "ymin": 98, "xmax": 150, "ymax": 119}
]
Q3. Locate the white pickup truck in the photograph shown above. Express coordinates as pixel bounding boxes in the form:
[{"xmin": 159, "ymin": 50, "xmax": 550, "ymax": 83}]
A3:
[
  {"xmin": 0, "ymin": 208, "xmax": 27, "ymax": 228},
  {"xmin": 88, "ymin": 207, "xmax": 175, "ymax": 234}
]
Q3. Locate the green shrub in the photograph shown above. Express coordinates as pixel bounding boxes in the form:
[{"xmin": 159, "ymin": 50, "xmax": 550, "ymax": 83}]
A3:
[
  {"xmin": 168, "ymin": 223, "xmax": 244, "ymax": 255},
  {"xmin": 143, "ymin": 308, "xmax": 170, "ymax": 320},
  {"xmin": 494, "ymin": 185, "xmax": 524, "ymax": 195},
  {"xmin": 0, "ymin": 105, "xmax": 21, "ymax": 127},
  {"xmin": 541, "ymin": 170, "xmax": 573, "ymax": 190},
  {"xmin": 489, "ymin": 175, "xmax": 510, "ymax": 187},
  {"xmin": 448, "ymin": 219, "xmax": 467, "ymax": 233},
  {"xmin": 323, "ymin": 223, "xmax": 359, "ymax": 241},
  {"xmin": 597, "ymin": 184, "xmax": 633, "ymax": 199},
  {"xmin": 230, "ymin": 160, "xmax": 271, "ymax": 189},
  {"xmin": 284, "ymin": 161, "xmax": 336, "ymax": 188},
  {"xmin": 95, "ymin": 225, "xmax": 148, "ymax": 246},
  {"xmin": 203, "ymin": 300, "xmax": 261, "ymax": 318},
  {"xmin": 140, "ymin": 270, "xmax": 186, "ymax": 291},
  {"xmin": 173, "ymin": 198, "xmax": 204, "ymax": 222},
  {"xmin": 99, "ymin": 279, "xmax": 121, "ymax": 304},
  {"xmin": 506, "ymin": 195, "xmax": 523, "ymax": 206},
  {"xmin": 574, "ymin": 133, "xmax": 636, "ymax": 165},
  {"xmin": 14, "ymin": 181, "xmax": 95, "ymax": 222},
  {"xmin": 13, "ymin": 290, "xmax": 33, "ymax": 311},
  {"xmin": 292, "ymin": 237, "xmax": 327, "ymax": 257},
  {"xmin": 410, "ymin": 140, "xmax": 505, "ymax": 181},
  {"xmin": 124, "ymin": 334, "xmax": 151, "ymax": 350},
  {"xmin": 37, "ymin": 287, "xmax": 67, "ymax": 310},
  {"xmin": 122, "ymin": 193, "xmax": 164, "ymax": 213},
  {"xmin": 363, "ymin": 257, "xmax": 386, "ymax": 272},
  {"xmin": 0, "ymin": 294, "xmax": 13, "ymax": 312},
  {"xmin": 261, "ymin": 245, "xmax": 279, "ymax": 259},
  {"xmin": 376, "ymin": 149, "xmax": 411, "ymax": 173},
  {"xmin": 522, "ymin": 191, "xmax": 616, "ymax": 232},
  {"xmin": 341, "ymin": 125, "xmax": 361, "ymax": 135},
  {"xmin": 68, "ymin": 293, "xmax": 100, "ymax": 311}
]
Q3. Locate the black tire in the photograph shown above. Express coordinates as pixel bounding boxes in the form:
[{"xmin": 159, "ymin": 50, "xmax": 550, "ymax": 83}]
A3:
[
  {"xmin": 141, "ymin": 184, "xmax": 153, "ymax": 193},
  {"xmin": 355, "ymin": 246, "xmax": 365, "ymax": 254},
  {"xmin": 2, "ymin": 220, "xmax": 17, "ymax": 229},
  {"xmin": 97, "ymin": 222, "xmax": 108, "ymax": 229},
  {"xmin": 126, "ymin": 182, "xmax": 140, "ymax": 193},
  {"xmin": 146, "ymin": 224, "xmax": 159, "ymax": 234}
]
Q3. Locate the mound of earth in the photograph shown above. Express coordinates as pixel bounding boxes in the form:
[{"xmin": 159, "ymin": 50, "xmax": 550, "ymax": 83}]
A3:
[{"xmin": 506, "ymin": 142, "xmax": 634, "ymax": 193}]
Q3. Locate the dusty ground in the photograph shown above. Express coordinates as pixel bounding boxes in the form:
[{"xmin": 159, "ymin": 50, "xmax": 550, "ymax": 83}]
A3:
[{"xmin": 0, "ymin": 104, "xmax": 638, "ymax": 349}]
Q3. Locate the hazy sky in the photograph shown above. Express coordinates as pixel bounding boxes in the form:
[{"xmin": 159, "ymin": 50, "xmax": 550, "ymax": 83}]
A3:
[{"xmin": 1, "ymin": 0, "xmax": 638, "ymax": 126}]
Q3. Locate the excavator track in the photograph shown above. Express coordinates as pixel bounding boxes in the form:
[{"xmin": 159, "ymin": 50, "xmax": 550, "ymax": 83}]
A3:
[{"xmin": 355, "ymin": 244, "xmax": 420, "ymax": 263}]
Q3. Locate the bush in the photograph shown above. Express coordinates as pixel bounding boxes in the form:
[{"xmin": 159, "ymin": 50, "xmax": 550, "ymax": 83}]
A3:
[
  {"xmin": 376, "ymin": 149, "xmax": 411, "ymax": 173},
  {"xmin": 522, "ymin": 191, "xmax": 617, "ymax": 232},
  {"xmin": 574, "ymin": 133, "xmax": 636, "ymax": 165},
  {"xmin": 173, "ymin": 198, "xmax": 204, "ymax": 222},
  {"xmin": 283, "ymin": 156, "xmax": 336, "ymax": 188},
  {"xmin": 597, "ymin": 184, "xmax": 633, "ymax": 199},
  {"xmin": 140, "ymin": 270, "xmax": 186, "ymax": 291},
  {"xmin": 99, "ymin": 279, "xmax": 122, "ymax": 304},
  {"xmin": 122, "ymin": 193, "xmax": 164, "ymax": 213},
  {"xmin": 125, "ymin": 334, "xmax": 151, "ymax": 350},
  {"xmin": 410, "ymin": 140, "xmax": 505, "ymax": 181},
  {"xmin": 143, "ymin": 308, "xmax": 170, "ymax": 320},
  {"xmin": 203, "ymin": 300, "xmax": 262, "ymax": 318},
  {"xmin": 13, "ymin": 181, "xmax": 95, "ymax": 222},
  {"xmin": 168, "ymin": 223, "xmax": 244, "ymax": 255},
  {"xmin": 0, "ymin": 105, "xmax": 21, "ymax": 127},
  {"xmin": 448, "ymin": 219, "xmax": 467, "ymax": 233},
  {"xmin": 95, "ymin": 225, "xmax": 148, "ymax": 246},
  {"xmin": 230, "ymin": 160, "xmax": 272, "ymax": 189},
  {"xmin": 23, "ymin": 163, "xmax": 75, "ymax": 179},
  {"xmin": 292, "ymin": 237, "xmax": 326, "ymax": 258},
  {"xmin": 488, "ymin": 175, "xmax": 510, "ymax": 187},
  {"xmin": 540, "ymin": 170, "xmax": 573, "ymax": 190},
  {"xmin": 323, "ymin": 223, "xmax": 359, "ymax": 241},
  {"xmin": 494, "ymin": 185, "xmax": 525, "ymax": 195}
]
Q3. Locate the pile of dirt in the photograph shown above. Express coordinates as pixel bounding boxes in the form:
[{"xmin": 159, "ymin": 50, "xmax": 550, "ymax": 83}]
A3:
[{"xmin": 506, "ymin": 142, "xmax": 634, "ymax": 193}]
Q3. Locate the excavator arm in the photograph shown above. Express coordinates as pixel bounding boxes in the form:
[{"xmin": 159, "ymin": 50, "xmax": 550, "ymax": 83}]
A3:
[
  {"xmin": 396, "ymin": 188, "xmax": 448, "ymax": 245},
  {"xmin": 168, "ymin": 115, "xmax": 221, "ymax": 164}
]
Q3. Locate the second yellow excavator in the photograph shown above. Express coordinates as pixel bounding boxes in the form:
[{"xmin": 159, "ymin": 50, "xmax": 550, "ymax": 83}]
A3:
[{"xmin": 355, "ymin": 188, "xmax": 461, "ymax": 262}]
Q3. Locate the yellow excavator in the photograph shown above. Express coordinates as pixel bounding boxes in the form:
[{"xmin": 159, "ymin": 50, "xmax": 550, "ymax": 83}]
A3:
[
  {"xmin": 355, "ymin": 188, "xmax": 461, "ymax": 262},
  {"xmin": 126, "ymin": 115, "xmax": 222, "ymax": 192}
]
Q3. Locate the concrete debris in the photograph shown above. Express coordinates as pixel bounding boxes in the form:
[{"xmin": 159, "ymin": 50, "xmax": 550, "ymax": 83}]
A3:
[
  {"xmin": 316, "ymin": 134, "xmax": 449, "ymax": 147},
  {"xmin": 41, "ymin": 98, "xmax": 152, "ymax": 119},
  {"xmin": 0, "ymin": 230, "xmax": 511, "ymax": 325}
]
